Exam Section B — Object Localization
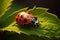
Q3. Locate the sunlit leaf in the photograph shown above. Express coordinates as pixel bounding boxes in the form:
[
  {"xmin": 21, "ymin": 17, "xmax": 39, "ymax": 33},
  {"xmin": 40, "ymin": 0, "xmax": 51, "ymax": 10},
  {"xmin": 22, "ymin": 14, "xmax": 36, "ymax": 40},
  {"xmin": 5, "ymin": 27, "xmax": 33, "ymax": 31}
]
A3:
[
  {"xmin": 0, "ymin": 0, "xmax": 13, "ymax": 18},
  {"xmin": 1, "ymin": 7, "xmax": 60, "ymax": 37}
]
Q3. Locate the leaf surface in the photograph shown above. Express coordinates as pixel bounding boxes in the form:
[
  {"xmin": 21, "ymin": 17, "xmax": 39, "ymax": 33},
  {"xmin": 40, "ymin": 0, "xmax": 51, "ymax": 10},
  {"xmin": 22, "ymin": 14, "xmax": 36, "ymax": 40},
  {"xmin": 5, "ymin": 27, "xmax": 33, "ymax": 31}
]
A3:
[
  {"xmin": 0, "ymin": 0, "xmax": 13, "ymax": 18},
  {"xmin": 1, "ymin": 7, "xmax": 60, "ymax": 37}
]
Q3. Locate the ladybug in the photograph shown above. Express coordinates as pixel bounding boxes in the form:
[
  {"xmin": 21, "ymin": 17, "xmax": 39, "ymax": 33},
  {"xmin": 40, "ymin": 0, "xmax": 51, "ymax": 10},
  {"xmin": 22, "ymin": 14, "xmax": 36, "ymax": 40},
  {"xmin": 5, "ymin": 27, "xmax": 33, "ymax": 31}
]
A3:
[{"xmin": 15, "ymin": 11, "xmax": 39, "ymax": 27}]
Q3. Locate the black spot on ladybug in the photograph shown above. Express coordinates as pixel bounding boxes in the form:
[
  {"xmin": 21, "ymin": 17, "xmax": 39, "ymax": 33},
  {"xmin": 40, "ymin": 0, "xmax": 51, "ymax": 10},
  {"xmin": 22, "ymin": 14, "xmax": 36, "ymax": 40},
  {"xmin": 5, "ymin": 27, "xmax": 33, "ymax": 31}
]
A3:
[
  {"xmin": 19, "ymin": 19, "xmax": 22, "ymax": 22},
  {"xmin": 24, "ymin": 19, "xmax": 27, "ymax": 22},
  {"xmin": 21, "ymin": 15, "xmax": 23, "ymax": 18},
  {"xmin": 16, "ymin": 18, "xmax": 18, "ymax": 21},
  {"xmin": 18, "ymin": 15, "xmax": 19, "ymax": 17}
]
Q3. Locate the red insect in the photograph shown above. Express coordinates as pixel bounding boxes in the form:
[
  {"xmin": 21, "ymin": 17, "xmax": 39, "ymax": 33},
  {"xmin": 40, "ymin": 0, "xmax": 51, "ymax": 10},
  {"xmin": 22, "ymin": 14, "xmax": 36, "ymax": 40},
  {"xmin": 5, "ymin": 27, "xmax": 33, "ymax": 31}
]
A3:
[{"xmin": 15, "ymin": 11, "xmax": 39, "ymax": 26}]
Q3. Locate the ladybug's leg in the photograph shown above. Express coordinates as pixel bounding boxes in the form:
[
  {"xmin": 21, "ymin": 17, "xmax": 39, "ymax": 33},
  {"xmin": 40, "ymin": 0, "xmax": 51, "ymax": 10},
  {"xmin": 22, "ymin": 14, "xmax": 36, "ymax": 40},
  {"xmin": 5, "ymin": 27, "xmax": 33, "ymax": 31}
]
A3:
[{"xmin": 16, "ymin": 23, "xmax": 18, "ymax": 24}]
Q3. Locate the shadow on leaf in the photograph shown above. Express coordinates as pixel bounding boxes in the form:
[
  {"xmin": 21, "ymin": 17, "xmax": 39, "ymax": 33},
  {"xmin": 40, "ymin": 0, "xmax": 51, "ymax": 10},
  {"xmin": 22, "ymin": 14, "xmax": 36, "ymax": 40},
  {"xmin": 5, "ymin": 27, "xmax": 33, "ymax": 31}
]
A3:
[
  {"xmin": 17, "ymin": 24, "xmax": 39, "ymax": 30},
  {"xmin": 0, "ymin": 30, "xmax": 60, "ymax": 40}
]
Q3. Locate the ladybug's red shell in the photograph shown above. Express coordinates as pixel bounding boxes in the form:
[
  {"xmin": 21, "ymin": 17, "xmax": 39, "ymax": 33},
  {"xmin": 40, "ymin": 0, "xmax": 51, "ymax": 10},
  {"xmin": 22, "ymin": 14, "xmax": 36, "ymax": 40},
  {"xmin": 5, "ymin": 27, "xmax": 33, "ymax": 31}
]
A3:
[{"xmin": 15, "ymin": 12, "xmax": 34, "ymax": 24}]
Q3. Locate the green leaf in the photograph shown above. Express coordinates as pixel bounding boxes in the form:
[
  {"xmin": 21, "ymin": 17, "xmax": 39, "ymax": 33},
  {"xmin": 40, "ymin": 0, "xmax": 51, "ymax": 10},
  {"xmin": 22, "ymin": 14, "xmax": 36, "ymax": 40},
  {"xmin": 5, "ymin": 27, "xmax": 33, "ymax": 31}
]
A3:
[
  {"xmin": 1, "ymin": 30, "xmax": 57, "ymax": 40},
  {"xmin": 0, "ymin": 0, "xmax": 13, "ymax": 18},
  {"xmin": 0, "ymin": 7, "xmax": 60, "ymax": 37}
]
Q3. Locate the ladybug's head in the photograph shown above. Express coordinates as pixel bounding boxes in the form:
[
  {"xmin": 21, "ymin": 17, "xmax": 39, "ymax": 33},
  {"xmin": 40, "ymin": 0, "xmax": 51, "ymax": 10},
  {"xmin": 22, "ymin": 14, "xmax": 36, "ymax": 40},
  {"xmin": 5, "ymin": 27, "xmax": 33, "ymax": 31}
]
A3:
[{"xmin": 15, "ymin": 12, "xmax": 34, "ymax": 24}]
